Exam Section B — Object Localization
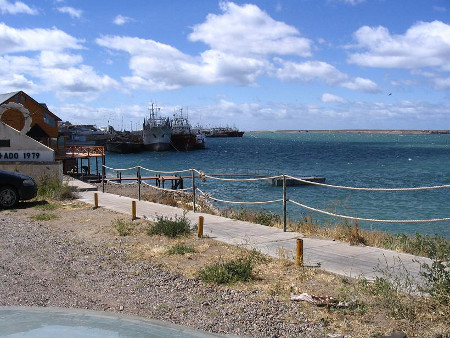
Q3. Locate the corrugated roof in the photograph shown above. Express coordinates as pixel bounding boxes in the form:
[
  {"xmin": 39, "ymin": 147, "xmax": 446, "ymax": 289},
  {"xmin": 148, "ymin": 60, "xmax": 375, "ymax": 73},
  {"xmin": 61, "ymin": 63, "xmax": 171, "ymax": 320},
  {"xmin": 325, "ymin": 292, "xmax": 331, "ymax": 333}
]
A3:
[{"xmin": 0, "ymin": 91, "xmax": 19, "ymax": 104}]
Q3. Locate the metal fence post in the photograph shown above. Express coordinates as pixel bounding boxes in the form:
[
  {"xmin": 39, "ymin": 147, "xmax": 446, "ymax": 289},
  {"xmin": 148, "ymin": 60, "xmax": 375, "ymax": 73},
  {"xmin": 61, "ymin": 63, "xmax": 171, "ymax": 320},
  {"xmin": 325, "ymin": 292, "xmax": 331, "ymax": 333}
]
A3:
[
  {"xmin": 192, "ymin": 169, "xmax": 196, "ymax": 212},
  {"xmin": 283, "ymin": 175, "xmax": 287, "ymax": 232}
]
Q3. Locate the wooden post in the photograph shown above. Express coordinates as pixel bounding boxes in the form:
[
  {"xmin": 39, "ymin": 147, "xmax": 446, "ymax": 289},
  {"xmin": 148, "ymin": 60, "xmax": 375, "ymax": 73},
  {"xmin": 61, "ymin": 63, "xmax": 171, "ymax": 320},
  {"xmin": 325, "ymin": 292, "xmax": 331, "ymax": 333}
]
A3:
[
  {"xmin": 94, "ymin": 192, "xmax": 98, "ymax": 209},
  {"xmin": 192, "ymin": 170, "xmax": 196, "ymax": 212},
  {"xmin": 296, "ymin": 238, "xmax": 303, "ymax": 266},
  {"xmin": 198, "ymin": 216, "xmax": 204, "ymax": 238},
  {"xmin": 137, "ymin": 166, "xmax": 141, "ymax": 201},
  {"xmin": 283, "ymin": 175, "xmax": 287, "ymax": 232},
  {"xmin": 132, "ymin": 200, "xmax": 137, "ymax": 220}
]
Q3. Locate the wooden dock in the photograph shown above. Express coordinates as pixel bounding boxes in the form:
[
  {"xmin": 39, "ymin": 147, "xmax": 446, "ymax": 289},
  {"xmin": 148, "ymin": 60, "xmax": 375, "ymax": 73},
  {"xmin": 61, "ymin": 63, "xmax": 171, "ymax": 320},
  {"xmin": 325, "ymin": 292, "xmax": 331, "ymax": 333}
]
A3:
[{"xmin": 106, "ymin": 175, "xmax": 183, "ymax": 190}]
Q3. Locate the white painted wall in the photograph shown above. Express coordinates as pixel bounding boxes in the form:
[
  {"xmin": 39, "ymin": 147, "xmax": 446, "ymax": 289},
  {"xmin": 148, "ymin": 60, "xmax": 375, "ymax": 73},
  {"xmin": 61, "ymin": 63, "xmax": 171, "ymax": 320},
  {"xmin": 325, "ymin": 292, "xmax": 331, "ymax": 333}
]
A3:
[{"xmin": 0, "ymin": 121, "xmax": 54, "ymax": 162}]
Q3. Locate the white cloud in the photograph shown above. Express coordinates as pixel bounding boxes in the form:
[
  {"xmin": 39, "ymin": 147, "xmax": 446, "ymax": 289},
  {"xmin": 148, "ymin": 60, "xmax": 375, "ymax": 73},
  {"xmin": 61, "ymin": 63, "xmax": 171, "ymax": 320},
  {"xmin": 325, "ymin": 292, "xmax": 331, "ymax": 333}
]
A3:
[
  {"xmin": 113, "ymin": 14, "xmax": 133, "ymax": 26},
  {"xmin": 275, "ymin": 60, "xmax": 347, "ymax": 83},
  {"xmin": 0, "ymin": 23, "xmax": 83, "ymax": 53},
  {"xmin": 275, "ymin": 59, "xmax": 381, "ymax": 92},
  {"xmin": 39, "ymin": 51, "xmax": 83, "ymax": 68},
  {"xmin": 0, "ymin": 0, "xmax": 37, "ymax": 15},
  {"xmin": 38, "ymin": 65, "xmax": 119, "ymax": 97},
  {"xmin": 340, "ymin": 77, "xmax": 380, "ymax": 93},
  {"xmin": 0, "ymin": 23, "xmax": 117, "ymax": 99},
  {"xmin": 339, "ymin": 0, "xmax": 365, "ymax": 5},
  {"xmin": 97, "ymin": 35, "xmax": 268, "ymax": 89},
  {"xmin": 321, "ymin": 93, "xmax": 346, "ymax": 103},
  {"xmin": 189, "ymin": 1, "xmax": 312, "ymax": 57},
  {"xmin": 57, "ymin": 6, "xmax": 82, "ymax": 19},
  {"xmin": 348, "ymin": 21, "xmax": 450, "ymax": 70}
]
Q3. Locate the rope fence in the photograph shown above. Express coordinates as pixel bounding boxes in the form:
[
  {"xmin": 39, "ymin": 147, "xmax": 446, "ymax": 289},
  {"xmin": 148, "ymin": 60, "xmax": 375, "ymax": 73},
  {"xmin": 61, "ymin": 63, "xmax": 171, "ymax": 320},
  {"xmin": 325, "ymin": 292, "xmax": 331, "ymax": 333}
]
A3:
[{"xmin": 101, "ymin": 165, "xmax": 450, "ymax": 230}]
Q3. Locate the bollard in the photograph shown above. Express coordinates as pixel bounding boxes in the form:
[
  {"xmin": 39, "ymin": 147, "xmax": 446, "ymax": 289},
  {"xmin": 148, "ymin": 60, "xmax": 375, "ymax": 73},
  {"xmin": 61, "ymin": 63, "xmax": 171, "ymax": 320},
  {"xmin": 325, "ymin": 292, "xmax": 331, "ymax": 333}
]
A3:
[
  {"xmin": 296, "ymin": 238, "xmax": 303, "ymax": 266},
  {"xmin": 132, "ymin": 200, "xmax": 137, "ymax": 220},
  {"xmin": 198, "ymin": 216, "xmax": 204, "ymax": 238},
  {"xmin": 94, "ymin": 192, "xmax": 98, "ymax": 209}
]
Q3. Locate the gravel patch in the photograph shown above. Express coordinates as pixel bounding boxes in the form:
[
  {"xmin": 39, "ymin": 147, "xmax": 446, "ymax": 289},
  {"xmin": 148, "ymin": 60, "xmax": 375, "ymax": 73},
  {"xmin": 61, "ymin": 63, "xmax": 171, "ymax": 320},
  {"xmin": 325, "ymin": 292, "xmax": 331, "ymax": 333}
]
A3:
[{"xmin": 0, "ymin": 214, "xmax": 323, "ymax": 337}]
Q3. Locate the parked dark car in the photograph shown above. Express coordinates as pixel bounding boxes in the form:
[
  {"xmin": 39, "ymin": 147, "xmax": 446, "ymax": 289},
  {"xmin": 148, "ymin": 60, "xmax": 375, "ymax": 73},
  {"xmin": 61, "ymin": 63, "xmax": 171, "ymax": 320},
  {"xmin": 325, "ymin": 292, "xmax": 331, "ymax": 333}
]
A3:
[{"xmin": 0, "ymin": 170, "xmax": 38, "ymax": 208}]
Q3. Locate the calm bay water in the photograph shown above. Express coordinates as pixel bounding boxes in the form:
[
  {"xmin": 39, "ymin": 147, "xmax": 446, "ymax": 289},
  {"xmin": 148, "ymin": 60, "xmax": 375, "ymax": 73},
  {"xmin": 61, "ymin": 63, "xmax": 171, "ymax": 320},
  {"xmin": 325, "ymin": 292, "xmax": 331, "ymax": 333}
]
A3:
[{"xmin": 104, "ymin": 132, "xmax": 450, "ymax": 238}]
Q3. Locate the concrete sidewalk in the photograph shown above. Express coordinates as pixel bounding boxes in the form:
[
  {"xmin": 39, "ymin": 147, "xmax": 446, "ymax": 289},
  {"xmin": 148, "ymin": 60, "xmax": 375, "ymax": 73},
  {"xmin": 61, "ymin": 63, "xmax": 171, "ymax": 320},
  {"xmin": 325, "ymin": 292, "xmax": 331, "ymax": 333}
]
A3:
[{"xmin": 68, "ymin": 178, "xmax": 431, "ymax": 280}]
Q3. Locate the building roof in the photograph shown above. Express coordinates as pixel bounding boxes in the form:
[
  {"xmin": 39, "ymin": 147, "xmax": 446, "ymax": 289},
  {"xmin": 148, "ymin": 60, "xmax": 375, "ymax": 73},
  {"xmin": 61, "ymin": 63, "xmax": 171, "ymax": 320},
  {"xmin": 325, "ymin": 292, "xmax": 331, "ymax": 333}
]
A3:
[
  {"xmin": 0, "ymin": 91, "xmax": 61, "ymax": 122},
  {"xmin": 0, "ymin": 92, "xmax": 20, "ymax": 104}
]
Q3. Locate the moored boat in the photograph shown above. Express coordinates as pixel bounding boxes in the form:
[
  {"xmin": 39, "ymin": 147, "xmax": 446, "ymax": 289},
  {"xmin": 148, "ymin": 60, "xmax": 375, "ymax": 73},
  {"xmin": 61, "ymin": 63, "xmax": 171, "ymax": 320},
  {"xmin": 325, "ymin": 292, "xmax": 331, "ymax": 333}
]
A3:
[
  {"xmin": 202, "ymin": 126, "xmax": 244, "ymax": 137},
  {"xmin": 170, "ymin": 108, "xmax": 206, "ymax": 151},
  {"xmin": 142, "ymin": 104, "xmax": 172, "ymax": 151}
]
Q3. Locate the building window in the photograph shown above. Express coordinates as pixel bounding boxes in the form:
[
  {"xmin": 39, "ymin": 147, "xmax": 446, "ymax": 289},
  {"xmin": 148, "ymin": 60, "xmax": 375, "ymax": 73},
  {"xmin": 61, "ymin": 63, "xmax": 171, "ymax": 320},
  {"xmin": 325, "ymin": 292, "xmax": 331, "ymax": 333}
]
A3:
[
  {"xmin": 0, "ymin": 139, "xmax": 11, "ymax": 147},
  {"xmin": 44, "ymin": 112, "xmax": 56, "ymax": 127}
]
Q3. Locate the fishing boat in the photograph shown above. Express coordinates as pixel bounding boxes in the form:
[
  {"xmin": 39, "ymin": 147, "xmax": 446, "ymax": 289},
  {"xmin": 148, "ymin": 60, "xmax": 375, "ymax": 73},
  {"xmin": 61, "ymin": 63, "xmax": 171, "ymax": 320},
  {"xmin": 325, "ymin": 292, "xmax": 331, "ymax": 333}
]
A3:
[
  {"xmin": 170, "ymin": 108, "xmax": 206, "ymax": 151},
  {"xmin": 202, "ymin": 126, "xmax": 244, "ymax": 137},
  {"xmin": 142, "ymin": 104, "xmax": 172, "ymax": 151}
]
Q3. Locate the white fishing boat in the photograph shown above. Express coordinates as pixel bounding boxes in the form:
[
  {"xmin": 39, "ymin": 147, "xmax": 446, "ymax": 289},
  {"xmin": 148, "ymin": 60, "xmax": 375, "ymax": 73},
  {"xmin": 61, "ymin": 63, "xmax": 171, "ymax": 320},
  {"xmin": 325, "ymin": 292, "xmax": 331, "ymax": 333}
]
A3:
[{"xmin": 142, "ymin": 104, "xmax": 172, "ymax": 151}]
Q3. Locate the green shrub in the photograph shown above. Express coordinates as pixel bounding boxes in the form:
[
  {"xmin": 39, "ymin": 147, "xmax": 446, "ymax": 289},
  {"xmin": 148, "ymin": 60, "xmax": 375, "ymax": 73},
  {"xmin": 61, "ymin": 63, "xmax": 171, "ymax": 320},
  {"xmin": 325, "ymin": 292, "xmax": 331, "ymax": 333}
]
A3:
[
  {"xmin": 38, "ymin": 177, "xmax": 75, "ymax": 200},
  {"xmin": 31, "ymin": 212, "xmax": 58, "ymax": 221},
  {"xmin": 35, "ymin": 202, "xmax": 59, "ymax": 210},
  {"xmin": 199, "ymin": 257, "xmax": 253, "ymax": 284},
  {"xmin": 167, "ymin": 243, "xmax": 196, "ymax": 255},
  {"xmin": 418, "ymin": 259, "xmax": 449, "ymax": 306},
  {"xmin": 113, "ymin": 218, "xmax": 133, "ymax": 236},
  {"xmin": 148, "ymin": 215, "xmax": 192, "ymax": 238},
  {"xmin": 198, "ymin": 250, "xmax": 263, "ymax": 284}
]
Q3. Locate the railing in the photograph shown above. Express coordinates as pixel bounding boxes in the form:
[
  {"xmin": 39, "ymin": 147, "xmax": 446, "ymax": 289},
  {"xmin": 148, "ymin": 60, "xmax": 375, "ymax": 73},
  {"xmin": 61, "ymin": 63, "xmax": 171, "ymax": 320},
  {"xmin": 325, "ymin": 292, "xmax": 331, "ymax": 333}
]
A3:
[{"xmin": 101, "ymin": 165, "xmax": 450, "ymax": 232}]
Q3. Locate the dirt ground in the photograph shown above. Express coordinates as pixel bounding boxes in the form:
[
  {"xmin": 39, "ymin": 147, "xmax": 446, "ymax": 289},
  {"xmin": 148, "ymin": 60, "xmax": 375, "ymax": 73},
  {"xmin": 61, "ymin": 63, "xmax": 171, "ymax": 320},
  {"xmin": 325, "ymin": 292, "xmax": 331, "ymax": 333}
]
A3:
[{"xmin": 1, "ymin": 197, "xmax": 448, "ymax": 338}]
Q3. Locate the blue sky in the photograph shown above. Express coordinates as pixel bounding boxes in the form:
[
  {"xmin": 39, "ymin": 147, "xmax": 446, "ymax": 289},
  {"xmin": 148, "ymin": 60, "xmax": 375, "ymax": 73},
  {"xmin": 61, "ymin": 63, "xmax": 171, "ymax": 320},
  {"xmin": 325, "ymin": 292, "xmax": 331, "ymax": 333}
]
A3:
[{"xmin": 0, "ymin": 0, "xmax": 449, "ymax": 131}]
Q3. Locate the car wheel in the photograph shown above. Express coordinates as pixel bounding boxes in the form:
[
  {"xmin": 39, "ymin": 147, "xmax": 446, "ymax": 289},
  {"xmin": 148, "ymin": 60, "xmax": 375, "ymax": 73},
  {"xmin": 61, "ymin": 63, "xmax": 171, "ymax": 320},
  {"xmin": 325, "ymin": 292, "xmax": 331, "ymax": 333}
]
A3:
[{"xmin": 0, "ymin": 186, "xmax": 18, "ymax": 208}]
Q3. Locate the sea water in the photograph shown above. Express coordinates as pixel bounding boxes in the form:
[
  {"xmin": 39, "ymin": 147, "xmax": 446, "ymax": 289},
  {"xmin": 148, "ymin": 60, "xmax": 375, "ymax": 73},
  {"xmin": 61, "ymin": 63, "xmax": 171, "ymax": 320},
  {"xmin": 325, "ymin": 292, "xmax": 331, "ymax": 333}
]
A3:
[{"xmin": 104, "ymin": 132, "xmax": 450, "ymax": 238}]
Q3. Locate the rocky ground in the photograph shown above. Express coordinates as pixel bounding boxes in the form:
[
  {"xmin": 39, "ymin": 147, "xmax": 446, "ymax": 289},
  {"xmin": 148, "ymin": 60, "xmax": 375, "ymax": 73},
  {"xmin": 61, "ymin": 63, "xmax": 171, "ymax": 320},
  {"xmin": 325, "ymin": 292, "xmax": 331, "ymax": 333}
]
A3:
[
  {"xmin": 0, "ymin": 203, "xmax": 323, "ymax": 337},
  {"xmin": 1, "ymin": 183, "xmax": 447, "ymax": 338}
]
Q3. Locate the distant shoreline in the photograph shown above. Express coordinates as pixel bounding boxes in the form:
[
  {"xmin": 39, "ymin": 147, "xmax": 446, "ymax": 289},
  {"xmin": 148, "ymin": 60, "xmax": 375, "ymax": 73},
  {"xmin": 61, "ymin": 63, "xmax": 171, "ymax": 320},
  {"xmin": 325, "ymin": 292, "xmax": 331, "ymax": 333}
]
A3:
[{"xmin": 248, "ymin": 129, "xmax": 450, "ymax": 134}]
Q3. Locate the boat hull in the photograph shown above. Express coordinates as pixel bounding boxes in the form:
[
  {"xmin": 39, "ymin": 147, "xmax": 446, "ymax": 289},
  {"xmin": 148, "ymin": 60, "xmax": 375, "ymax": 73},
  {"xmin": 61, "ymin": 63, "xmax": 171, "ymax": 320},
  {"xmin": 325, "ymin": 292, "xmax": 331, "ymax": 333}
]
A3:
[
  {"xmin": 106, "ymin": 142, "xmax": 143, "ymax": 154},
  {"xmin": 142, "ymin": 125, "xmax": 171, "ymax": 152}
]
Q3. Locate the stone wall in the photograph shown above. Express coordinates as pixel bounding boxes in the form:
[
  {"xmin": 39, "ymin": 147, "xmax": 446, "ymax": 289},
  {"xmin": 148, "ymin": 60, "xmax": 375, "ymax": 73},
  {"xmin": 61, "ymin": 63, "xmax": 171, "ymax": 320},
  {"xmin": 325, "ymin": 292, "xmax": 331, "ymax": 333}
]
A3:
[{"xmin": 0, "ymin": 161, "xmax": 63, "ymax": 182}]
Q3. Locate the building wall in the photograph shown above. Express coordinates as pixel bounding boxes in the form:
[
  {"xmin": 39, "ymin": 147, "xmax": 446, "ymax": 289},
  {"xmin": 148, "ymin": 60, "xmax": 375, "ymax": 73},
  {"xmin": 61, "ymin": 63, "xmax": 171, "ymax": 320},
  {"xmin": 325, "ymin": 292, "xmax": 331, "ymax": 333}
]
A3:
[
  {"xmin": 1, "ymin": 91, "xmax": 59, "ymax": 138},
  {"xmin": 0, "ymin": 122, "xmax": 54, "ymax": 161},
  {"xmin": 0, "ymin": 161, "xmax": 63, "ymax": 182}
]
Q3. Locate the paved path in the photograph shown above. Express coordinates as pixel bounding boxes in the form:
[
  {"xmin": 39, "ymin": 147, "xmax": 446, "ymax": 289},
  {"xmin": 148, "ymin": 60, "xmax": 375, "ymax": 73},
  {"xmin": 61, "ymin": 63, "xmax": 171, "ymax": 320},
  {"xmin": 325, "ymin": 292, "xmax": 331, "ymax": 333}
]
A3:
[{"xmin": 68, "ymin": 178, "xmax": 431, "ymax": 281}]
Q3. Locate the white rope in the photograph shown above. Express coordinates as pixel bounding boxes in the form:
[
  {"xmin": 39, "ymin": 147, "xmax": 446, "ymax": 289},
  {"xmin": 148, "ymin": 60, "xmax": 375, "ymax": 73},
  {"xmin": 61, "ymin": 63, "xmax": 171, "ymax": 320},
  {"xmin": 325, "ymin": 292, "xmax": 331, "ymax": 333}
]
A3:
[
  {"xmin": 202, "ymin": 173, "xmax": 284, "ymax": 182},
  {"xmin": 105, "ymin": 179, "xmax": 136, "ymax": 185},
  {"xmin": 139, "ymin": 166, "xmax": 192, "ymax": 175},
  {"xmin": 141, "ymin": 181, "xmax": 193, "ymax": 192},
  {"xmin": 203, "ymin": 192, "xmax": 284, "ymax": 205},
  {"xmin": 285, "ymin": 175, "xmax": 450, "ymax": 191},
  {"xmin": 103, "ymin": 165, "xmax": 137, "ymax": 171},
  {"xmin": 289, "ymin": 199, "xmax": 450, "ymax": 223}
]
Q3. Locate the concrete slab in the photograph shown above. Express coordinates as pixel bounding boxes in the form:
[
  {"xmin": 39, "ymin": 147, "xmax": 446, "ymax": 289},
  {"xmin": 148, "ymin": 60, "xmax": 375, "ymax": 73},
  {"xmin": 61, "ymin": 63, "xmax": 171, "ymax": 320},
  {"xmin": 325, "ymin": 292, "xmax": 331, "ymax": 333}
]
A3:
[{"xmin": 73, "ymin": 187, "xmax": 432, "ymax": 282}]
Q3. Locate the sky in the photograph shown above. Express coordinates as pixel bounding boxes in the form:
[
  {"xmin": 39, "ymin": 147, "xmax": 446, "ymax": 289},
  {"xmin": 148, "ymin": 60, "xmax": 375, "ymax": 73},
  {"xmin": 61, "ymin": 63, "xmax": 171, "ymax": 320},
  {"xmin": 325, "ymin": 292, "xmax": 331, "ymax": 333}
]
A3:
[{"xmin": 0, "ymin": 0, "xmax": 449, "ymax": 131}]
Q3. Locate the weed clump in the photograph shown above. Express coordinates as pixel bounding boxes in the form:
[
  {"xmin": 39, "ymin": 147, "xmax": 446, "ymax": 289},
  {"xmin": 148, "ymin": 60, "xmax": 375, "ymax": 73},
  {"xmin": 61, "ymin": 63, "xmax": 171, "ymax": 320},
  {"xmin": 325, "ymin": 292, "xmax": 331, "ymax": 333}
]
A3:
[
  {"xmin": 113, "ymin": 218, "xmax": 133, "ymax": 236},
  {"xmin": 38, "ymin": 177, "xmax": 75, "ymax": 200},
  {"xmin": 167, "ymin": 243, "xmax": 196, "ymax": 255},
  {"xmin": 148, "ymin": 215, "xmax": 192, "ymax": 238},
  {"xmin": 198, "ymin": 250, "xmax": 264, "ymax": 284},
  {"xmin": 30, "ymin": 212, "xmax": 58, "ymax": 221}
]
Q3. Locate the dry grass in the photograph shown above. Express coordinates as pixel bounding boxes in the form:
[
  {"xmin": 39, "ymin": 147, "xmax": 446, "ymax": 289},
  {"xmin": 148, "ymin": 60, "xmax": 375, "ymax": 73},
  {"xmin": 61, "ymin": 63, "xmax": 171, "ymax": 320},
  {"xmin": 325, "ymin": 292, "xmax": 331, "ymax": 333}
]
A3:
[{"xmin": 5, "ymin": 198, "xmax": 448, "ymax": 338}]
